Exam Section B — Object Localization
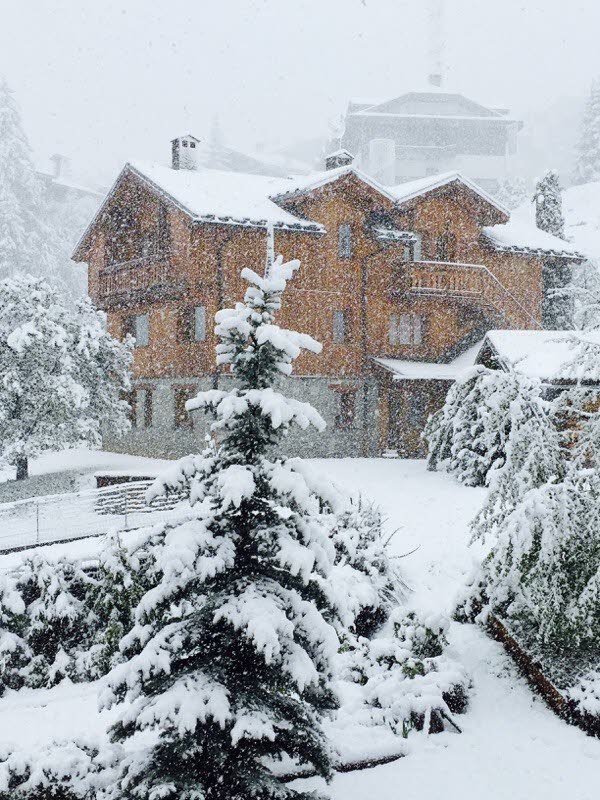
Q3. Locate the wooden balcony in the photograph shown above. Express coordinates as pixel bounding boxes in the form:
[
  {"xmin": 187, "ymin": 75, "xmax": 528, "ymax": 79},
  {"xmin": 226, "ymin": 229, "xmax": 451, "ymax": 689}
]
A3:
[
  {"xmin": 97, "ymin": 258, "xmax": 187, "ymax": 308},
  {"xmin": 390, "ymin": 260, "xmax": 541, "ymax": 329},
  {"xmin": 407, "ymin": 260, "xmax": 484, "ymax": 299}
]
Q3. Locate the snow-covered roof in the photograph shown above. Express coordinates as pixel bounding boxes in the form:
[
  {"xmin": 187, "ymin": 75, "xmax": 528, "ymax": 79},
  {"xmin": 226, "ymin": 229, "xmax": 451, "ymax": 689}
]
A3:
[
  {"xmin": 390, "ymin": 171, "xmax": 509, "ymax": 217},
  {"xmin": 482, "ymin": 220, "xmax": 584, "ymax": 260},
  {"xmin": 373, "ymin": 341, "xmax": 483, "ymax": 381},
  {"xmin": 272, "ymin": 165, "xmax": 400, "ymax": 205},
  {"xmin": 479, "ymin": 330, "xmax": 585, "ymax": 381},
  {"xmin": 128, "ymin": 162, "xmax": 323, "ymax": 232}
]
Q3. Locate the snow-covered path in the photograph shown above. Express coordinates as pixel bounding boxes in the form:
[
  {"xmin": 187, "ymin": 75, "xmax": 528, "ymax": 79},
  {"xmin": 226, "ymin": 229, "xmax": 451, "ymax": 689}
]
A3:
[{"xmin": 303, "ymin": 459, "xmax": 600, "ymax": 799}]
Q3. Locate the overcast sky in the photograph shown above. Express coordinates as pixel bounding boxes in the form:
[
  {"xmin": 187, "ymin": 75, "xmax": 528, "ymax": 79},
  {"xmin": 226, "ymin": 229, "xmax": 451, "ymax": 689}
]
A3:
[{"xmin": 1, "ymin": 0, "xmax": 599, "ymax": 182}]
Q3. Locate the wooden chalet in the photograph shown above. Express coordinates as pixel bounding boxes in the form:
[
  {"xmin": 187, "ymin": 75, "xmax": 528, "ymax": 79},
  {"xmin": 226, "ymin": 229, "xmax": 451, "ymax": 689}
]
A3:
[{"xmin": 72, "ymin": 136, "xmax": 584, "ymax": 459}]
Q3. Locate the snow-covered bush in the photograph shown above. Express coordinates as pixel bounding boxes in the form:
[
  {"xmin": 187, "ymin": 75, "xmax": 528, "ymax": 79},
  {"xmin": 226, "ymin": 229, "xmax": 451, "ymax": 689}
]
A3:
[
  {"xmin": 0, "ymin": 739, "xmax": 122, "ymax": 800},
  {"xmin": 0, "ymin": 574, "xmax": 29, "ymax": 693},
  {"xmin": 329, "ymin": 496, "xmax": 403, "ymax": 638},
  {"xmin": 0, "ymin": 276, "xmax": 132, "ymax": 479},
  {"xmin": 98, "ymin": 256, "xmax": 344, "ymax": 800},
  {"xmin": 18, "ymin": 554, "xmax": 98, "ymax": 688},
  {"xmin": 425, "ymin": 366, "xmax": 550, "ymax": 488},
  {"xmin": 339, "ymin": 610, "xmax": 469, "ymax": 738}
]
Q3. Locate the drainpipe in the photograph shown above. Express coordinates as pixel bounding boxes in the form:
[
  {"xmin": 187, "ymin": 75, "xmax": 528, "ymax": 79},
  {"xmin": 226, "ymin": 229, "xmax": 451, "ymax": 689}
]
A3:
[{"xmin": 213, "ymin": 228, "xmax": 235, "ymax": 390}]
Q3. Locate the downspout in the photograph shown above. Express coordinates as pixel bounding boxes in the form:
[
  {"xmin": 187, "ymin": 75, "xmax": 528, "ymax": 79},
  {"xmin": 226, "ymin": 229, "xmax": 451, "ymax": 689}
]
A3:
[{"xmin": 213, "ymin": 227, "xmax": 235, "ymax": 390}]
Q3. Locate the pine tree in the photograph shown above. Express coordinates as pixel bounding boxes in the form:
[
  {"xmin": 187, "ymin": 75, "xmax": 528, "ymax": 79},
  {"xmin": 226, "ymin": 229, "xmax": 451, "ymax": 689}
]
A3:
[
  {"xmin": 100, "ymin": 256, "xmax": 341, "ymax": 800},
  {"xmin": 0, "ymin": 275, "xmax": 132, "ymax": 479},
  {"xmin": 19, "ymin": 554, "xmax": 98, "ymax": 688},
  {"xmin": 574, "ymin": 78, "xmax": 600, "ymax": 185},
  {"xmin": 0, "ymin": 78, "xmax": 59, "ymax": 282},
  {"xmin": 88, "ymin": 531, "xmax": 148, "ymax": 677},
  {"xmin": 471, "ymin": 372, "xmax": 563, "ymax": 546},
  {"xmin": 533, "ymin": 170, "xmax": 565, "ymax": 238}
]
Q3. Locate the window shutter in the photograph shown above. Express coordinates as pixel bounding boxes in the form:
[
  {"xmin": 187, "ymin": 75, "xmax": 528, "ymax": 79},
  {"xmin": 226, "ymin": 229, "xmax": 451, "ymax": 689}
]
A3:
[
  {"xmin": 389, "ymin": 314, "xmax": 398, "ymax": 345},
  {"xmin": 194, "ymin": 306, "xmax": 207, "ymax": 342},
  {"xmin": 338, "ymin": 224, "xmax": 352, "ymax": 259},
  {"xmin": 398, "ymin": 313, "xmax": 412, "ymax": 344},
  {"xmin": 412, "ymin": 313, "xmax": 423, "ymax": 345},
  {"xmin": 333, "ymin": 310, "xmax": 346, "ymax": 344},
  {"xmin": 134, "ymin": 314, "xmax": 149, "ymax": 347}
]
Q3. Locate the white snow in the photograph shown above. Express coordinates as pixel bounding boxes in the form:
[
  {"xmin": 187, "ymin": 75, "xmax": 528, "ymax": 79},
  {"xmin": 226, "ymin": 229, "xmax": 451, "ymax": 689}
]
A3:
[
  {"xmin": 374, "ymin": 341, "xmax": 483, "ymax": 381},
  {"xmin": 483, "ymin": 218, "xmax": 583, "ymax": 259},
  {"xmin": 482, "ymin": 329, "xmax": 584, "ymax": 380},
  {"xmin": 128, "ymin": 161, "xmax": 323, "ymax": 231},
  {"xmin": 0, "ymin": 456, "xmax": 599, "ymax": 798}
]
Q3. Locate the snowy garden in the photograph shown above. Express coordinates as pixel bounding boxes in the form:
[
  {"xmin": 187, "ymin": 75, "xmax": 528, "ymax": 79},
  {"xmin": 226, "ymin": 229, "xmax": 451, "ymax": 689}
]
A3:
[{"xmin": 2, "ymin": 2, "xmax": 600, "ymax": 798}]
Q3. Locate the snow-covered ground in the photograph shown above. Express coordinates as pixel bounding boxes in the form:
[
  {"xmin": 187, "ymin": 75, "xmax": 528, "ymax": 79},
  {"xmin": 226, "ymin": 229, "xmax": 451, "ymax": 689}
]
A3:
[{"xmin": 1, "ymin": 455, "xmax": 599, "ymax": 798}]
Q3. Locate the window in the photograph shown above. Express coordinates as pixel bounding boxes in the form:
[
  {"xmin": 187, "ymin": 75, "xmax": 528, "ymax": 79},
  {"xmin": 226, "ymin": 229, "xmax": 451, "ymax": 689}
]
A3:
[
  {"xmin": 335, "ymin": 391, "xmax": 356, "ymax": 430},
  {"xmin": 174, "ymin": 385, "xmax": 196, "ymax": 429},
  {"xmin": 182, "ymin": 140, "xmax": 188, "ymax": 147},
  {"xmin": 436, "ymin": 232, "xmax": 456, "ymax": 262},
  {"xmin": 133, "ymin": 314, "xmax": 149, "ymax": 347},
  {"xmin": 338, "ymin": 223, "xmax": 352, "ymax": 259},
  {"xmin": 190, "ymin": 141, "xmax": 196, "ymax": 149},
  {"xmin": 333, "ymin": 310, "xmax": 348, "ymax": 344},
  {"xmin": 180, "ymin": 305, "xmax": 207, "ymax": 342},
  {"xmin": 134, "ymin": 387, "xmax": 153, "ymax": 428},
  {"xmin": 389, "ymin": 313, "xmax": 424, "ymax": 346}
]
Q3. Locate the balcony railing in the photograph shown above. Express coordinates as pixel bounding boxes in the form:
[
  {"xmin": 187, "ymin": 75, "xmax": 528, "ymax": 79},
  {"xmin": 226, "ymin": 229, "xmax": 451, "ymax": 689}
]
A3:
[
  {"xmin": 408, "ymin": 260, "xmax": 484, "ymax": 298},
  {"xmin": 392, "ymin": 260, "xmax": 541, "ymax": 329},
  {"xmin": 97, "ymin": 258, "xmax": 186, "ymax": 305}
]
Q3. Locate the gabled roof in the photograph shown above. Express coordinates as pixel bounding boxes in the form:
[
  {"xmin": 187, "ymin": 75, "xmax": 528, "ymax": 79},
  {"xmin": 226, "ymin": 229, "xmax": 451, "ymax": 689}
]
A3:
[
  {"xmin": 347, "ymin": 85, "xmax": 521, "ymax": 124},
  {"xmin": 390, "ymin": 171, "xmax": 510, "ymax": 219},
  {"xmin": 72, "ymin": 162, "xmax": 325, "ymax": 260}
]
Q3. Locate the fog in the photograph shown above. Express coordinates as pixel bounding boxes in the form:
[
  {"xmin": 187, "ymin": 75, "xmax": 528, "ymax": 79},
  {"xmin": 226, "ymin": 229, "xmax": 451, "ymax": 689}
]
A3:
[{"xmin": 1, "ymin": 0, "xmax": 599, "ymax": 184}]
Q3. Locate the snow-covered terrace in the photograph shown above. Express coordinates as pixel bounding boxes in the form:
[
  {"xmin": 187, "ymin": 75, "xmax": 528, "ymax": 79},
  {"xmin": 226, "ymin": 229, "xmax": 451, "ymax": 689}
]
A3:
[{"xmin": 373, "ymin": 342, "xmax": 483, "ymax": 381}]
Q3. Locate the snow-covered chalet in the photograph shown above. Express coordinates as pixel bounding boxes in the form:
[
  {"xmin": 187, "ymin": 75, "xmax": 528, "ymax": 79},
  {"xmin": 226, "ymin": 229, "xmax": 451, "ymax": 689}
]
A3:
[{"xmin": 72, "ymin": 134, "xmax": 583, "ymax": 459}]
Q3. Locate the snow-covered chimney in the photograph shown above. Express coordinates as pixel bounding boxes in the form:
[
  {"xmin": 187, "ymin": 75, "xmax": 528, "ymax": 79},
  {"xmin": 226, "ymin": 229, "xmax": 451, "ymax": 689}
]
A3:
[
  {"xmin": 50, "ymin": 153, "xmax": 70, "ymax": 180},
  {"xmin": 325, "ymin": 149, "xmax": 354, "ymax": 171},
  {"xmin": 171, "ymin": 134, "xmax": 200, "ymax": 170},
  {"xmin": 428, "ymin": 73, "xmax": 443, "ymax": 88}
]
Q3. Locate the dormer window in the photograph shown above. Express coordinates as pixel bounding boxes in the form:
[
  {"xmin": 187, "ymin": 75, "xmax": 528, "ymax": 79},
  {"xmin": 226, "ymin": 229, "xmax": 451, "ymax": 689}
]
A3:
[
  {"xmin": 182, "ymin": 141, "xmax": 188, "ymax": 147},
  {"xmin": 190, "ymin": 142, "xmax": 196, "ymax": 148}
]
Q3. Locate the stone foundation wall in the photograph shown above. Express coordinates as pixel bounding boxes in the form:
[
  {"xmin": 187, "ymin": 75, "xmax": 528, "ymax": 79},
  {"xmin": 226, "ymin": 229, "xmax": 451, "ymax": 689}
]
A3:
[{"xmin": 103, "ymin": 375, "xmax": 381, "ymax": 460}]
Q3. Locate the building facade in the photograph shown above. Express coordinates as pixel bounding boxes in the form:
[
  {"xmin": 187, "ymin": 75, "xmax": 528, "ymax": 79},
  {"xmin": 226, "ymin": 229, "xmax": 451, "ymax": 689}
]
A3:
[
  {"xmin": 72, "ymin": 139, "xmax": 582, "ymax": 460},
  {"xmin": 341, "ymin": 82, "xmax": 523, "ymax": 192}
]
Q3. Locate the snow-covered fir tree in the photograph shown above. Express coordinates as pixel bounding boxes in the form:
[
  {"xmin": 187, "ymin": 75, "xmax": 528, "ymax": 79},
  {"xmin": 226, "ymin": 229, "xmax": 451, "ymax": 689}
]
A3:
[
  {"xmin": 533, "ymin": 170, "xmax": 565, "ymax": 238},
  {"xmin": 0, "ymin": 79, "xmax": 60, "ymax": 283},
  {"xmin": 574, "ymin": 78, "xmax": 600, "ymax": 185},
  {"xmin": 424, "ymin": 366, "xmax": 544, "ymax": 488},
  {"xmin": 88, "ymin": 531, "xmax": 148, "ymax": 677},
  {"xmin": 470, "ymin": 372, "xmax": 563, "ymax": 545},
  {"xmin": 19, "ymin": 554, "xmax": 97, "ymax": 688},
  {"xmin": 0, "ymin": 275, "xmax": 132, "ymax": 479},
  {"xmin": 100, "ymin": 256, "xmax": 342, "ymax": 800}
]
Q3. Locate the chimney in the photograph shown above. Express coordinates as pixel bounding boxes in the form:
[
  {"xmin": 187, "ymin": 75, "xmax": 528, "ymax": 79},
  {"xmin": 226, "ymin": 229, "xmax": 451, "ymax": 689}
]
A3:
[
  {"xmin": 324, "ymin": 149, "xmax": 354, "ymax": 171},
  {"xmin": 428, "ymin": 73, "xmax": 442, "ymax": 88},
  {"xmin": 50, "ymin": 153, "xmax": 70, "ymax": 180},
  {"xmin": 171, "ymin": 134, "xmax": 200, "ymax": 170}
]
